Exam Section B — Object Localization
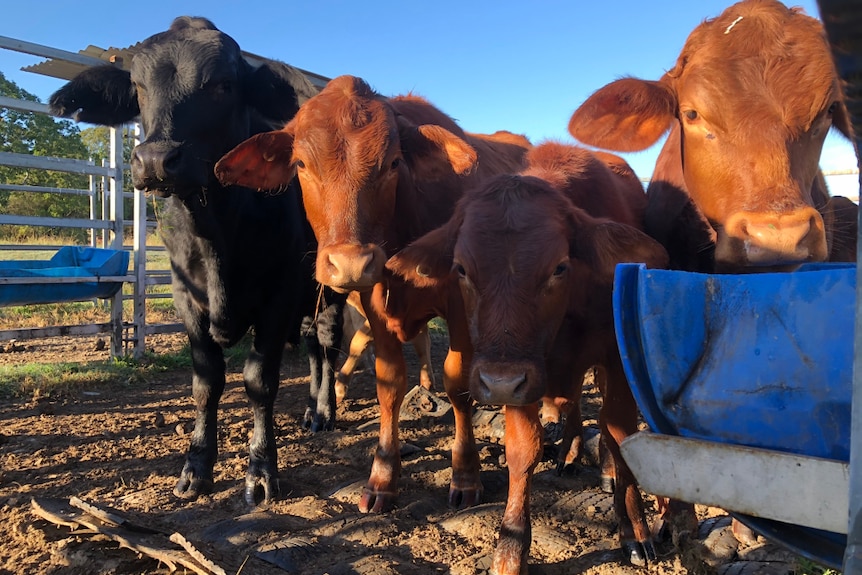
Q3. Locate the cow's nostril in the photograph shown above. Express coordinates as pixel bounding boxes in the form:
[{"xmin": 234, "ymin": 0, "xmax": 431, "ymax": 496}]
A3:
[{"xmin": 162, "ymin": 147, "xmax": 182, "ymax": 174}]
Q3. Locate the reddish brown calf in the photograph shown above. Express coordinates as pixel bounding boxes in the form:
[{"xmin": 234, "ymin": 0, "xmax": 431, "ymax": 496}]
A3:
[
  {"xmin": 388, "ymin": 142, "xmax": 669, "ymax": 572},
  {"xmin": 569, "ymin": 0, "xmax": 856, "ymax": 272},
  {"xmin": 216, "ymin": 75, "xmax": 530, "ymax": 514}
]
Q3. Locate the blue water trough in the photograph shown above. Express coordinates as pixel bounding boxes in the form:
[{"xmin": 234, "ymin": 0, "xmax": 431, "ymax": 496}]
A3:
[
  {"xmin": 0, "ymin": 246, "xmax": 130, "ymax": 307},
  {"xmin": 614, "ymin": 262, "xmax": 854, "ymax": 569}
]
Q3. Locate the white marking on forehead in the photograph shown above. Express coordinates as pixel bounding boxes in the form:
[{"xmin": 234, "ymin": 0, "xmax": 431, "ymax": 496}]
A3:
[{"xmin": 724, "ymin": 16, "xmax": 744, "ymax": 34}]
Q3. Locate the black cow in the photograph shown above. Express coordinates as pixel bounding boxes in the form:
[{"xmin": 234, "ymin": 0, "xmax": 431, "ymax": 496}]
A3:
[{"xmin": 49, "ymin": 16, "xmax": 345, "ymax": 505}]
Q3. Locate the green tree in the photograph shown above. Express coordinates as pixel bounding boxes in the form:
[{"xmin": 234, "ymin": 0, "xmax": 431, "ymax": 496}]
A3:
[{"xmin": 0, "ymin": 70, "xmax": 94, "ymax": 242}]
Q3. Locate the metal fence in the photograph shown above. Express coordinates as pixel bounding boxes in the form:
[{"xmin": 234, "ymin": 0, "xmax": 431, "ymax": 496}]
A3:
[{"xmin": 0, "ymin": 39, "xmax": 180, "ymax": 359}]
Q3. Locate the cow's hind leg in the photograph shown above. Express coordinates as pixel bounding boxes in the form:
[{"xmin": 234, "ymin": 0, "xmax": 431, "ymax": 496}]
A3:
[
  {"xmin": 302, "ymin": 289, "xmax": 346, "ymax": 432},
  {"xmin": 411, "ymin": 323, "xmax": 437, "ymax": 391},
  {"xmin": 174, "ymin": 327, "xmax": 226, "ymax": 500},
  {"xmin": 335, "ymin": 320, "xmax": 374, "ymax": 403}
]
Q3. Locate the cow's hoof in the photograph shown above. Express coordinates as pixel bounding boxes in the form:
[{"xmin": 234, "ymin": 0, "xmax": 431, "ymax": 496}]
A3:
[
  {"xmin": 301, "ymin": 407, "xmax": 314, "ymax": 430},
  {"xmin": 448, "ymin": 485, "xmax": 483, "ymax": 509},
  {"xmin": 335, "ymin": 380, "xmax": 348, "ymax": 404},
  {"xmin": 359, "ymin": 486, "xmax": 397, "ymax": 513},
  {"xmin": 622, "ymin": 539, "xmax": 657, "ymax": 567},
  {"xmin": 309, "ymin": 414, "xmax": 335, "ymax": 433},
  {"xmin": 600, "ymin": 474, "xmax": 615, "ymax": 494},
  {"xmin": 173, "ymin": 474, "xmax": 213, "ymax": 500},
  {"xmin": 245, "ymin": 474, "xmax": 279, "ymax": 507}
]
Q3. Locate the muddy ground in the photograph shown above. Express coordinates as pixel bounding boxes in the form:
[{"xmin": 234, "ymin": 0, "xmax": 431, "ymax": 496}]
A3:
[{"xmin": 0, "ymin": 331, "xmax": 808, "ymax": 575}]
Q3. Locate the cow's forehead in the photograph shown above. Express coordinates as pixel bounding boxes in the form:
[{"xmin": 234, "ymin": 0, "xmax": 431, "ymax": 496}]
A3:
[
  {"xmin": 672, "ymin": 4, "xmax": 836, "ymax": 132},
  {"xmin": 456, "ymin": 179, "xmax": 570, "ymax": 268},
  {"xmin": 294, "ymin": 90, "xmax": 396, "ymax": 176},
  {"xmin": 131, "ymin": 28, "xmax": 242, "ymax": 84}
]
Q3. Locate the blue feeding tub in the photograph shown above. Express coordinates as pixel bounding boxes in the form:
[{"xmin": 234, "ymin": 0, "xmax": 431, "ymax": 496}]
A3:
[
  {"xmin": 0, "ymin": 246, "xmax": 130, "ymax": 306},
  {"xmin": 614, "ymin": 262, "xmax": 854, "ymax": 569}
]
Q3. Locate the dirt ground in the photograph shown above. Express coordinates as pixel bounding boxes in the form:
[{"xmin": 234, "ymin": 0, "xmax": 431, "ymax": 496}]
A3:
[{"xmin": 0, "ymin": 331, "xmax": 807, "ymax": 575}]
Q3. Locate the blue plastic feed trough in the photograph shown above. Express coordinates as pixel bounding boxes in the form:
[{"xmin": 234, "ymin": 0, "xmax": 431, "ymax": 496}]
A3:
[
  {"xmin": 0, "ymin": 246, "xmax": 130, "ymax": 306},
  {"xmin": 613, "ymin": 262, "xmax": 854, "ymax": 569}
]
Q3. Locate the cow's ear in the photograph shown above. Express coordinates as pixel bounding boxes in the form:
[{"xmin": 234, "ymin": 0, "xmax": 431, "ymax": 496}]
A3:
[
  {"xmin": 415, "ymin": 125, "xmax": 478, "ymax": 175},
  {"xmin": 387, "ymin": 214, "xmax": 463, "ymax": 288},
  {"xmin": 571, "ymin": 216, "xmax": 669, "ymax": 284},
  {"xmin": 215, "ymin": 129, "xmax": 297, "ymax": 190},
  {"xmin": 568, "ymin": 78, "xmax": 676, "ymax": 152},
  {"xmin": 397, "ymin": 116, "xmax": 478, "ymax": 177},
  {"xmin": 48, "ymin": 65, "xmax": 139, "ymax": 126},
  {"xmin": 243, "ymin": 61, "xmax": 318, "ymax": 126}
]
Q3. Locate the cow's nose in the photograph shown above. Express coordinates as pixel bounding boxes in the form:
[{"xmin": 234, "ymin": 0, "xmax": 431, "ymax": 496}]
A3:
[
  {"xmin": 476, "ymin": 370, "xmax": 528, "ymax": 405},
  {"xmin": 723, "ymin": 207, "xmax": 827, "ymax": 265},
  {"xmin": 318, "ymin": 245, "xmax": 385, "ymax": 291},
  {"xmin": 131, "ymin": 143, "xmax": 182, "ymax": 188}
]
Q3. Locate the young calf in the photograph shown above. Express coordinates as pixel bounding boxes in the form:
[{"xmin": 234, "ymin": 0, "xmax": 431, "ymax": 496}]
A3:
[{"xmin": 388, "ymin": 142, "xmax": 669, "ymax": 573}]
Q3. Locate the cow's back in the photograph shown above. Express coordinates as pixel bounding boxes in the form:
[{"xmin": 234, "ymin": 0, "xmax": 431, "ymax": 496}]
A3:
[{"xmin": 524, "ymin": 142, "xmax": 646, "ymax": 229}]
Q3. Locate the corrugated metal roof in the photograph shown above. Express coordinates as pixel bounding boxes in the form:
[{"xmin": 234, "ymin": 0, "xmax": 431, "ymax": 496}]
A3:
[{"xmin": 21, "ymin": 42, "xmax": 330, "ymax": 90}]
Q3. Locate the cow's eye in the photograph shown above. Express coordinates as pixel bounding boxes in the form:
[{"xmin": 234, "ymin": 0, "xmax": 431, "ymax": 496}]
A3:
[
  {"xmin": 552, "ymin": 262, "xmax": 569, "ymax": 277},
  {"xmin": 828, "ymin": 102, "xmax": 839, "ymax": 116},
  {"xmin": 206, "ymin": 80, "xmax": 232, "ymax": 95},
  {"xmin": 683, "ymin": 109, "xmax": 699, "ymax": 121},
  {"xmin": 391, "ymin": 158, "xmax": 400, "ymax": 170},
  {"xmin": 295, "ymin": 159, "xmax": 306, "ymax": 169},
  {"xmin": 454, "ymin": 263, "xmax": 466, "ymax": 277}
]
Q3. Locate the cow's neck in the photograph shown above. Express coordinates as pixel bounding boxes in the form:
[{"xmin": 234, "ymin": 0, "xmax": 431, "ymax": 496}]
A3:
[
  {"xmin": 393, "ymin": 172, "xmax": 464, "ymax": 251},
  {"xmin": 162, "ymin": 185, "xmax": 236, "ymax": 336}
]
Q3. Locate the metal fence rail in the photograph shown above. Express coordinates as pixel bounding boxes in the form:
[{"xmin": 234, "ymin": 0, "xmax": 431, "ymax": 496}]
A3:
[{"xmin": 0, "ymin": 46, "xmax": 183, "ymax": 358}]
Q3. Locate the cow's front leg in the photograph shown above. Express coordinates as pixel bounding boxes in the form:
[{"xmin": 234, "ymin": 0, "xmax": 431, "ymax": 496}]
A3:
[
  {"xmin": 242, "ymin": 331, "xmax": 284, "ymax": 505},
  {"xmin": 443, "ymin": 347, "xmax": 481, "ymax": 508},
  {"xmin": 359, "ymin": 323, "xmax": 406, "ymax": 513},
  {"xmin": 174, "ymin": 329, "xmax": 226, "ymax": 500},
  {"xmin": 492, "ymin": 403, "xmax": 542, "ymax": 575}
]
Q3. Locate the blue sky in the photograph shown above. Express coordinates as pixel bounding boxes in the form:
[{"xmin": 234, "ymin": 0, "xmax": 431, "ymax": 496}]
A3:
[{"xmin": 1, "ymin": 0, "xmax": 859, "ymax": 196}]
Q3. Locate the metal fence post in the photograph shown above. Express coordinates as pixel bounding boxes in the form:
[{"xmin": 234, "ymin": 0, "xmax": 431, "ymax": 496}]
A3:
[
  {"xmin": 131, "ymin": 123, "xmax": 147, "ymax": 359},
  {"xmin": 108, "ymin": 126, "xmax": 125, "ymax": 357}
]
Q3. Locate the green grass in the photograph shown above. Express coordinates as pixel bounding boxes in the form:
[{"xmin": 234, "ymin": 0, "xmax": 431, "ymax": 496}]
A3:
[
  {"xmin": 796, "ymin": 559, "xmax": 841, "ymax": 575},
  {"xmin": 428, "ymin": 317, "xmax": 449, "ymax": 334},
  {"xmin": 0, "ymin": 333, "xmax": 267, "ymax": 400},
  {"xmin": 0, "ymin": 349, "xmax": 190, "ymax": 400}
]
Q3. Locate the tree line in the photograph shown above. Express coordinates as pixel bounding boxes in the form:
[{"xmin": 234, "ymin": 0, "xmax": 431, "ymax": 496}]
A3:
[{"xmin": 0, "ymin": 70, "xmax": 139, "ymax": 244}]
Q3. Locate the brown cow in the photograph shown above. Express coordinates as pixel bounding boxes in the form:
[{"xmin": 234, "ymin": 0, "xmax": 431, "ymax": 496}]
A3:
[
  {"xmin": 568, "ymin": 0, "xmax": 858, "ymax": 543},
  {"xmin": 215, "ymin": 75, "xmax": 531, "ymax": 513},
  {"xmin": 388, "ymin": 142, "xmax": 669, "ymax": 572},
  {"xmin": 569, "ymin": 0, "xmax": 856, "ymax": 273}
]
